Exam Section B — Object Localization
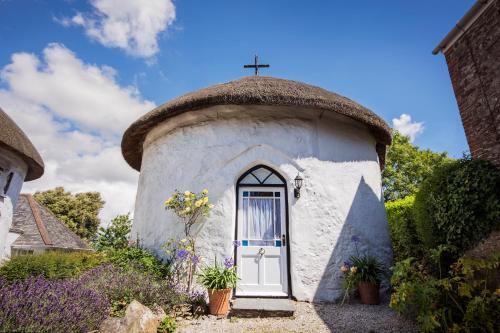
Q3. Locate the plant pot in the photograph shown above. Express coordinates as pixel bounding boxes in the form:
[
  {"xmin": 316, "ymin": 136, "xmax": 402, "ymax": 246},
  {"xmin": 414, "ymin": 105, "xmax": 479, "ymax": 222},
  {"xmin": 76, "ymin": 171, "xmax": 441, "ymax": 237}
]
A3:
[
  {"xmin": 207, "ymin": 288, "xmax": 232, "ymax": 315},
  {"xmin": 358, "ymin": 282, "xmax": 380, "ymax": 305}
]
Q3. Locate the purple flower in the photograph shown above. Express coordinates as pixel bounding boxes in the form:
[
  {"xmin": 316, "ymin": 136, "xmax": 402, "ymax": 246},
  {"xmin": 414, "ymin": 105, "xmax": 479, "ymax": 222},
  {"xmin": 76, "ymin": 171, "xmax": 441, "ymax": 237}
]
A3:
[
  {"xmin": 343, "ymin": 261, "xmax": 351, "ymax": 268},
  {"xmin": 191, "ymin": 255, "xmax": 200, "ymax": 265},
  {"xmin": 177, "ymin": 249, "xmax": 189, "ymax": 260},
  {"xmin": 351, "ymin": 235, "xmax": 360, "ymax": 243},
  {"xmin": 233, "ymin": 240, "xmax": 241, "ymax": 247},
  {"xmin": 223, "ymin": 257, "xmax": 234, "ymax": 269}
]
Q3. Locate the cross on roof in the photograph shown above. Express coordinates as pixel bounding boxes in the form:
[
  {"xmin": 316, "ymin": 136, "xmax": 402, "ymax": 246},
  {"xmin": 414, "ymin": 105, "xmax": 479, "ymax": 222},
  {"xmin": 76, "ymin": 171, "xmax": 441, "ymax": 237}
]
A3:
[{"xmin": 243, "ymin": 55, "xmax": 270, "ymax": 76}]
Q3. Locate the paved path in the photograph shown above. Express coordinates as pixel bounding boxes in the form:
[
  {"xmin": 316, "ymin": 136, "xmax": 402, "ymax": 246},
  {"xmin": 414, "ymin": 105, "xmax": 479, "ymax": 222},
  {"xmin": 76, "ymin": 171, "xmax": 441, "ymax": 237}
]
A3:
[{"xmin": 178, "ymin": 301, "xmax": 418, "ymax": 333}]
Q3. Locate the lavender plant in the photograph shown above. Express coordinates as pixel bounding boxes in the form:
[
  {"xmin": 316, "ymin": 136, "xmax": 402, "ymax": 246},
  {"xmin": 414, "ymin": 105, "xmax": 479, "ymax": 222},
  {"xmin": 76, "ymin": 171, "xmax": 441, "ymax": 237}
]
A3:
[{"xmin": 0, "ymin": 276, "xmax": 109, "ymax": 333}]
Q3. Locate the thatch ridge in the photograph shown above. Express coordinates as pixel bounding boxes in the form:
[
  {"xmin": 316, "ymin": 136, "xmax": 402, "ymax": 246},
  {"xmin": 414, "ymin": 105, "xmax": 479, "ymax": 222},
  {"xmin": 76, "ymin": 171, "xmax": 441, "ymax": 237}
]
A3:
[
  {"xmin": 0, "ymin": 108, "xmax": 44, "ymax": 181},
  {"xmin": 121, "ymin": 76, "xmax": 392, "ymax": 171}
]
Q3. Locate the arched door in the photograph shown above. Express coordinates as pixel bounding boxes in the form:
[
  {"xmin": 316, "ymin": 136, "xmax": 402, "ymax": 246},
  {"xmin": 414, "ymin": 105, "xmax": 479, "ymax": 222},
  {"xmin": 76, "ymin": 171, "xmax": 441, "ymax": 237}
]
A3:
[{"xmin": 235, "ymin": 165, "xmax": 289, "ymax": 297}]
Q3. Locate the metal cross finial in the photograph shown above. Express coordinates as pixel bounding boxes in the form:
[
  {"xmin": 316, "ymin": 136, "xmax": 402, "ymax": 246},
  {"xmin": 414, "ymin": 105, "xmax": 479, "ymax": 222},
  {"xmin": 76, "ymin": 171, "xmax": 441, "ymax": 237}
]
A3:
[{"xmin": 243, "ymin": 55, "xmax": 270, "ymax": 76}]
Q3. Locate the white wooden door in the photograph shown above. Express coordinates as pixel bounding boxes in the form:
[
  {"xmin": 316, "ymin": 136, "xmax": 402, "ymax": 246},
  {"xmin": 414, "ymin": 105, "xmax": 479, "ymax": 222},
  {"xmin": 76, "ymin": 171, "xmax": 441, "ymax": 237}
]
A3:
[{"xmin": 235, "ymin": 187, "xmax": 288, "ymax": 297}]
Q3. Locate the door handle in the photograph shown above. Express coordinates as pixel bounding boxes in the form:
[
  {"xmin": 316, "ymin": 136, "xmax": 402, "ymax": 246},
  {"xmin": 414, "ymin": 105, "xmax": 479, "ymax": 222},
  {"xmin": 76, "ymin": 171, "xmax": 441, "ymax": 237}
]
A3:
[
  {"xmin": 282, "ymin": 234, "xmax": 286, "ymax": 246},
  {"xmin": 258, "ymin": 248, "xmax": 265, "ymax": 255}
]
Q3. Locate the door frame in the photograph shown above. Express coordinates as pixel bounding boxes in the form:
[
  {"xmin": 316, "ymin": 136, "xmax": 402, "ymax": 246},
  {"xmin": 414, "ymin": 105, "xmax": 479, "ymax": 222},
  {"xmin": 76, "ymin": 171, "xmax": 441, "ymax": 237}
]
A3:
[{"xmin": 234, "ymin": 164, "xmax": 292, "ymax": 299}]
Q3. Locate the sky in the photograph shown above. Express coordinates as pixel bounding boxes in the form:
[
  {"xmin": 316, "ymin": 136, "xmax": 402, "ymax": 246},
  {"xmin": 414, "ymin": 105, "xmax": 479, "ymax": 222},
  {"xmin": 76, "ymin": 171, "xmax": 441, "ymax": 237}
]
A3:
[{"xmin": 0, "ymin": 0, "xmax": 474, "ymax": 224}]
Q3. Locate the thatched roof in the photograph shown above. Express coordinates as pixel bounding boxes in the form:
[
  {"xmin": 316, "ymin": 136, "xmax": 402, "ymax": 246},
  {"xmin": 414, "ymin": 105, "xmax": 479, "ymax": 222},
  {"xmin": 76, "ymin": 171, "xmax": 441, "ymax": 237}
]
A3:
[
  {"xmin": 0, "ymin": 108, "xmax": 44, "ymax": 181},
  {"xmin": 11, "ymin": 194, "xmax": 90, "ymax": 251},
  {"xmin": 122, "ymin": 76, "xmax": 392, "ymax": 171}
]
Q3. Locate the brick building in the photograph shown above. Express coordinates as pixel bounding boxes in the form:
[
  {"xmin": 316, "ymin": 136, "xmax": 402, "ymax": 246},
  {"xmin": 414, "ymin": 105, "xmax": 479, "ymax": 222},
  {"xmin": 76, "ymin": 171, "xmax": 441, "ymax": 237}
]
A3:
[{"xmin": 433, "ymin": 0, "xmax": 500, "ymax": 166}]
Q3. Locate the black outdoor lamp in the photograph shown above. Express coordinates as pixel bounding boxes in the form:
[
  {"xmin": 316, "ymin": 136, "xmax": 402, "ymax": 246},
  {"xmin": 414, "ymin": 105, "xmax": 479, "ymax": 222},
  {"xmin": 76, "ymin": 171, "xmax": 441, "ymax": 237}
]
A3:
[{"xmin": 294, "ymin": 174, "xmax": 303, "ymax": 198}]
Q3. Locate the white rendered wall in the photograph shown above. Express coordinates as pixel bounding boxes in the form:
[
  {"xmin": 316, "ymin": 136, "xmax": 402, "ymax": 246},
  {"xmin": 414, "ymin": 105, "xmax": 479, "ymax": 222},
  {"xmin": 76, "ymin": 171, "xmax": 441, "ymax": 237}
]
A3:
[
  {"xmin": 132, "ymin": 105, "xmax": 392, "ymax": 302},
  {"xmin": 0, "ymin": 147, "xmax": 28, "ymax": 262}
]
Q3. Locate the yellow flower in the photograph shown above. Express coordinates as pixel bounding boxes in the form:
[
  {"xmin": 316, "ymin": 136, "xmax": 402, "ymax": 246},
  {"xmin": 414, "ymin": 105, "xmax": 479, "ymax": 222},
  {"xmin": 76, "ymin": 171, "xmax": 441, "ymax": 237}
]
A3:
[
  {"xmin": 184, "ymin": 191, "xmax": 191, "ymax": 196},
  {"xmin": 208, "ymin": 204, "xmax": 214, "ymax": 209},
  {"xmin": 180, "ymin": 239, "xmax": 187, "ymax": 243},
  {"xmin": 164, "ymin": 197, "xmax": 173, "ymax": 205},
  {"xmin": 195, "ymin": 200, "xmax": 203, "ymax": 207},
  {"xmin": 185, "ymin": 207, "xmax": 191, "ymax": 213},
  {"xmin": 350, "ymin": 266, "xmax": 357, "ymax": 274},
  {"xmin": 202, "ymin": 189, "xmax": 208, "ymax": 194},
  {"xmin": 203, "ymin": 197, "xmax": 209, "ymax": 204}
]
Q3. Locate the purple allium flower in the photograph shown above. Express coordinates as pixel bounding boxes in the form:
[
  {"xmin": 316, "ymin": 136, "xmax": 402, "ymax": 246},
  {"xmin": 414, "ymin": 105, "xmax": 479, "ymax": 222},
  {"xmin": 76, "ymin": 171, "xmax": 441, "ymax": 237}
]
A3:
[
  {"xmin": 191, "ymin": 255, "xmax": 200, "ymax": 265},
  {"xmin": 351, "ymin": 235, "xmax": 360, "ymax": 243},
  {"xmin": 233, "ymin": 240, "xmax": 241, "ymax": 247},
  {"xmin": 343, "ymin": 261, "xmax": 351, "ymax": 268},
  {"xmin": 177, "ymin": 249, "xmax": 189, "ymax": 260},
  {"xmin": 224, "ymin": 257, "xmax": 234, "ymax": 269}
]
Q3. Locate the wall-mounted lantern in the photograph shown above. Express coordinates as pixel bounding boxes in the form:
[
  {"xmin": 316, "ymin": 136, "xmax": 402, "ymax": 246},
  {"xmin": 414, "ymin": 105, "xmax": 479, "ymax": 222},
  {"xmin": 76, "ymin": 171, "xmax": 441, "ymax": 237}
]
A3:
[{"xmin": 294, "ymin": 174, "xmax": 303, "ymax": 198}]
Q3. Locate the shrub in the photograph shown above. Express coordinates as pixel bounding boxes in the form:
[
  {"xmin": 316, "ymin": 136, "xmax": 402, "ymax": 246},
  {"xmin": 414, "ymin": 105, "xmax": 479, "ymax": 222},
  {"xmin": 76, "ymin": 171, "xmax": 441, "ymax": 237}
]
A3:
[
  {"xmin": 157, "ymin": 316, "xmax": 177, "ymax": 333},
  {"xmin": 79, "ymin": 264, "xmax": 180, "ymax": 313},
  {"xmin": 390, "ymin": 253, "xmax": 500, "ymax": 332},
  {"xmin": 414, "ymin": 157, "xmax": 500, "ymax": 254},
  {"xmin": 0, "ymin": 251, "xmax": 104, "ymax": 281},
  {"xmin": 385, "ymin": 195, "xmax": 421, "ymax": 261},
  {"xmin": 94, "ymin": 214, "xmax": 132, "ymax": 251},
  {"xmin": 0, "ymin": 276, "xmax": 109, "ymax": 333},
  {"xmin": 104, "ymin": 246, "xmax": 171, "ymax": 278}
]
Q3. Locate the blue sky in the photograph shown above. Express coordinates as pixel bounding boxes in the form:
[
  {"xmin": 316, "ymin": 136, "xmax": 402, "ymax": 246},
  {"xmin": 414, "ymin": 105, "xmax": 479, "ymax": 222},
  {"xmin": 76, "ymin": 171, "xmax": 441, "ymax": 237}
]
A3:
[{"xmin": 0, "ymin": 0, "xmax": 474, "ymax": 220}]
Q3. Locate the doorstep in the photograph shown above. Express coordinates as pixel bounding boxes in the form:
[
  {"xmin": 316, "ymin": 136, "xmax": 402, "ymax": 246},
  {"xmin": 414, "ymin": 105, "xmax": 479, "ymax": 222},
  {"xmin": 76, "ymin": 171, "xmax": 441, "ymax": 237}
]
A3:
[{"xmin": 230, "ymin": 298, "xmax": 295, "ymax": 318}]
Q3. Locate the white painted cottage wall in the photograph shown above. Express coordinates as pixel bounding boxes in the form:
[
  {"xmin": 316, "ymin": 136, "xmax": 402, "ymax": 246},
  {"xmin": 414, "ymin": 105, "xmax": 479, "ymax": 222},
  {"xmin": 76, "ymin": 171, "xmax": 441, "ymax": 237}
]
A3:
[
  {"xmin": 132, "ymin": 105, "xmax": 392, "ymax": 302},
  {"xmin": 0, "ymin": 147, "xmax": 28, "ymax": 261}
]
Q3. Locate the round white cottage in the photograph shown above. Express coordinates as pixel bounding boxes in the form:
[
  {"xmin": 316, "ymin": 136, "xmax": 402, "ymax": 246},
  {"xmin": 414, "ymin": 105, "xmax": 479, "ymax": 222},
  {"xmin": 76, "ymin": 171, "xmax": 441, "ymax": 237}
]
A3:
[{"xmin": 122, "ymin": 76, "xmax": 392, "ymax": 302}]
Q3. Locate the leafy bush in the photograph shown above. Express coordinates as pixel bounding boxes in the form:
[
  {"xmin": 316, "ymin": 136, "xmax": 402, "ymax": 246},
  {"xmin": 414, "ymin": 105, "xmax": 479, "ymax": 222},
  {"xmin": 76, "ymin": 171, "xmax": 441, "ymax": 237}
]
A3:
[
  {"xmin": 385, "ymin": 195, "xmax": 421, "ymax": 261},
  {"xmin": 414, "ymin": 157, "xmax": 500, "ymax": 254},
  {"xmin": 157, "ymin": 316, "xmax": 177, "ymax": 333},
  {"xmin": 94, "ymin": 214, "xmax": 132, "ymax": 251},
  {"xmin": 79, "ymin": 264, "xmax": 180, "ymax": 313},
  {"xmin": 197, "ymin": 258, "xmax": 238, "ymax": 290},
  {"xmin": 350, "ymin": 255, "xmax": 385, "ymax": 284},
  {"xmin": 105, "ymin": 246, "xmax": 171, "ymax": 278},
  {"xmin": 0, "ymin": 251, "xmax": 104, "ymax": 281},
  {"xmin": 390, "ymin": 253, "xmax": 500, "ymax": 332},
  {"xmin": 0, "ymin": 276, "xmax": 109, "ymax": 333}
]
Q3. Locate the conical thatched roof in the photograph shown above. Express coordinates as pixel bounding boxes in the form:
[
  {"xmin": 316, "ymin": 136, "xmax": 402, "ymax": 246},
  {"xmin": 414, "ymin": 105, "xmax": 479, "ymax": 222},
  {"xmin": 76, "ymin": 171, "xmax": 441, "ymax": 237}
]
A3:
[
  {"xmin": 122, "ymin": 76, "xmax": 392, "ymax": 171},
  {"xmin": 0, "ymin": 108, "xmax": 44, "ymax": 181}
]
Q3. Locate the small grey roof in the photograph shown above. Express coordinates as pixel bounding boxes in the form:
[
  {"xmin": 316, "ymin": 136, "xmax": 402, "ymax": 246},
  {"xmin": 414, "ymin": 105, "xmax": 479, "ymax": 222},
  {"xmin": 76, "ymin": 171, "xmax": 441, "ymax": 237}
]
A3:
[
  {"xmin": 0, "ymin": 108, "xmax": 44, "ymax": 181},
  {"xmin": 11, "ymin": 194, "xmax": 90, "ymax": 251},
  {"xmin": 121, "ymin": 76, "xmax": 392, "ymax": 171}
]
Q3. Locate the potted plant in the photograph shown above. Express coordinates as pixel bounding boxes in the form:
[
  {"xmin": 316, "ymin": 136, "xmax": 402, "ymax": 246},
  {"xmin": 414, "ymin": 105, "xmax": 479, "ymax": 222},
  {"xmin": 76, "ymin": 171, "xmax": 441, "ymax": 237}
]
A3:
[
  {"xmin": 341, "ymin": 254, "xmax": 384, "ymax": 305},
  {"xmin": 197, "ymin": 258, "xmax": 238, "ymax": 315}
]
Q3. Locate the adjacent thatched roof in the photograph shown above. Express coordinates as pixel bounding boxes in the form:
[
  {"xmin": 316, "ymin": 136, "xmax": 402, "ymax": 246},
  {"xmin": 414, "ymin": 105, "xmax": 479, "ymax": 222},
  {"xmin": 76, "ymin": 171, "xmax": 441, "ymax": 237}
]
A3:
[
  {"xmin": 0, "ymin": 108, "xmax": 44, "ymax": 181},
  {"xmin": 10, "ymin": 194, "xmax": 90, "ymax": 251},
  {"xmin": 122, "ymin": 76, "xmax": 392, "ymax": 171}
]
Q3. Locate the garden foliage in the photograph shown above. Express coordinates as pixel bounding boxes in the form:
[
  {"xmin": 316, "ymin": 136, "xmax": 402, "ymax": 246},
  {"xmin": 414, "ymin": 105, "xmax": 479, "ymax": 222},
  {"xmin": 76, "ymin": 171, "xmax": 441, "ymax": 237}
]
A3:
[
  {"xmin": 0, "ymin": 251, "xmax": 104, "ymax": 281},
  {"xmin": 105, "ymin": 246, "xmax": 171, "ymax": 279},
  {"xmin": 385, "ymin": 195, "xmax": 421, "ymax": 261},
  {"xmin": 94, "ymin": 213, "xmax": 133, "ymax": 251},
  {"xmin": 390, "ymin": 253, "xmax": 500, "ymax": 332},
  {"xmin": 0, "ymin": 276, "xmax": 109, "ymax": 333},
  {"xmin": 197, "ymin": 258, "xmax": 238, "ymax": 290},
  {"xmin": 414, "ymin": 157, "xmax": 500, "ymax": 254}
]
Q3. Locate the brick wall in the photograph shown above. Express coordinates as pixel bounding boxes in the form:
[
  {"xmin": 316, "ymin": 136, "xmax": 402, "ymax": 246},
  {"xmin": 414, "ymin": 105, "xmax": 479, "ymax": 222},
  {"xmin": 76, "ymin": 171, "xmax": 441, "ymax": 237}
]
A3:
[{"xmin": 443, "ymin": 1, "xmax": 500, "ymax": 166}]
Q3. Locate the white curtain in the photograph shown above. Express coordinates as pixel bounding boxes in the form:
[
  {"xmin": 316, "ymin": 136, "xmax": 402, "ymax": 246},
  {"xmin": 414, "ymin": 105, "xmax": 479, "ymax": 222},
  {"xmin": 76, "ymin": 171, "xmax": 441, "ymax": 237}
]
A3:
[{"xmin": 244, "ymin": 198, "xmax": 274, "ymax": 240}]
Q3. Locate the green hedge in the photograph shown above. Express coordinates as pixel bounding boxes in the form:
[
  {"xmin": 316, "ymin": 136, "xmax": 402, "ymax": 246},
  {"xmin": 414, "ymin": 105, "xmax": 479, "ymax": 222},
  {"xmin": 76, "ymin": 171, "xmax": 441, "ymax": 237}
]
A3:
[
  {"xmin": 0, "ymin": 251, "xmax": 104, "ymax": 281},
  {"xmin": 104, "ymin": 247, "xmax": 171, "ymax": 278},
  {"xmin": 414, "ymin": 157, "xmax": 500, "ymax": 254},
  {"xmin": 385, "ymin": 195, "xmax": 421, "ymax": 261}
]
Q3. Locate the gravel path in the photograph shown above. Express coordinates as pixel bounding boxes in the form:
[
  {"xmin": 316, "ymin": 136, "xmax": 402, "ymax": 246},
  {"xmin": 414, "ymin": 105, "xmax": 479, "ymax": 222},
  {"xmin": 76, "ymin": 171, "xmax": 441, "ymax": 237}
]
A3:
[{"xmin": 178, "ymin": 301, "xmax": 418, "ymax": 333}]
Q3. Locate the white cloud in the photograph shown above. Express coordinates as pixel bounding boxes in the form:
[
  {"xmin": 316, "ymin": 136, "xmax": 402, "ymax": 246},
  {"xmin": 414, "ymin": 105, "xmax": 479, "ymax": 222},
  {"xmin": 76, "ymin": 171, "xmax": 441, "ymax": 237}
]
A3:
[
  {"xmin": 61, "ymin": 0, "xmax": 176, "ymax": 58},
  {"xmin": 0, "ymin": 44, "xmax": 155, "ymax": 223},
  {"xmin": 392, "ymin": 114, "xmax": 424, "ymax": 142}
]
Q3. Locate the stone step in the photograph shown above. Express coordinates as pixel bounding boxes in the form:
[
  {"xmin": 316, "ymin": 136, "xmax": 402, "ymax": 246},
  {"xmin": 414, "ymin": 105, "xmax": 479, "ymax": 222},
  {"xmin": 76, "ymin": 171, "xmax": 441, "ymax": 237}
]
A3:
[{"xmin": 230, "ymin": 298, "xmax": 295, "ymax": 318}]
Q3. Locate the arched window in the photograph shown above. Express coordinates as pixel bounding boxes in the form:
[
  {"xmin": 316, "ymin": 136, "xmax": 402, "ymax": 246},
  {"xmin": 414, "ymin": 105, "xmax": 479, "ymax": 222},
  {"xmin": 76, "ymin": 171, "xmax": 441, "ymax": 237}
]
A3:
[{"xmin": 237, "ymin": 165, "xmax": 285, "ymax": 186}]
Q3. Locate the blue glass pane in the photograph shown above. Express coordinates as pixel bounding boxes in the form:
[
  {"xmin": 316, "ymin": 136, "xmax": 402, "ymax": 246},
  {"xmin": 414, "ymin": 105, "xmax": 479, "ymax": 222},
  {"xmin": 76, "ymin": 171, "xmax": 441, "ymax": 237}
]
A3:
[
  {"xmin": 275, "ymin": 240, "xmax": 282, "ymax": 247},
  {"xmin": 242, "ymin": 240, "xmax": 248, "ymax": 246},
  {"xmin": 243, "ymin": 191, "xmax": 249, "ymax": 197},
  {"xmin": 275, "ymin": 192, "xmax": 280, "ymax": 197}
]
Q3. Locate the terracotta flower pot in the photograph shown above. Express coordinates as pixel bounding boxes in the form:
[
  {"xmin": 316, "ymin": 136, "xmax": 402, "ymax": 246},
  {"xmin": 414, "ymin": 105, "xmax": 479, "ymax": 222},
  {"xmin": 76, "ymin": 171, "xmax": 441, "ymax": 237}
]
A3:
[
  {"xmin": 207, "ymin": 288, "xmax": 232, "ymax": 315},
  {"xmin": 358, "ymin": 282, "xmax": 380, "ymax": 305}
]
